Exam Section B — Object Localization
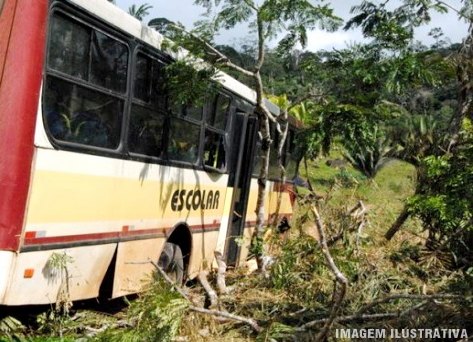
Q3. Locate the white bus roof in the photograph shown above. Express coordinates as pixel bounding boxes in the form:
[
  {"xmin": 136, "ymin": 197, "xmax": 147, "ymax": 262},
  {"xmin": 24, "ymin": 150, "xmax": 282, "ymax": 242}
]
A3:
[{"xmin": 69, "ymin": 0, "xmax": 280, "ymax": 116}]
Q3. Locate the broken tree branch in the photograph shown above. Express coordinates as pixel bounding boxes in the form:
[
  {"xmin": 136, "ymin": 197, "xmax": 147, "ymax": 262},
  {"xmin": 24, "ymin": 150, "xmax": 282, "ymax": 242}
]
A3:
[
  {"xmin": 356, "ymin": 293, "xmax": 464, "ymax": 316},
  {"xmin": 164, "ymin": 22, "xmax": 255, "ymax": 78},
  {"xmin": 214, "ymin": 251, "xmax": 228, "ymax": 295},
  {"xmin": 296, "ymin": 299, "xmax": 435, "ymax": 331},
  {"xmin": 311, "ymin": 205, "xmax": 349, "ymax": 342},
  {"xmin": 190, "ymin": 306, "xmax": 262, "ymax": 333},
  {"xmin": 151, "ymin": 261, "xmax": 262, "ymax": 333},
  {"xmin": 151, "ymin": 260, "xmax": 191, "ymax": 302},
  {"xmin": 326, "ymin": 200, "xmax": 368, "ymax": 247},
  {"xmin": 198, "ymin": 270, "xmax": 219, "ymax": 309},
  {"xmin": 385, "ymin": 206, "xmax": 410, "ymax": 240}
]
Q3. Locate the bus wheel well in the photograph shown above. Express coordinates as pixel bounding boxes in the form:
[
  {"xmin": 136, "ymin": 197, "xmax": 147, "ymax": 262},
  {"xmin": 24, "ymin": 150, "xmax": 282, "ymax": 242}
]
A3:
[{"xmin": 166, "ymin": 224, "xmax": 192, "ymax": 276}]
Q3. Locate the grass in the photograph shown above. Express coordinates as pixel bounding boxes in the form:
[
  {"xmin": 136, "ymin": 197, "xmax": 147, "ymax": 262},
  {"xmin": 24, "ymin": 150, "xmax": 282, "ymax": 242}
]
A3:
[
  {"xmin": 300, "ymin": 154, "xmax": 418, "ymax": 236},
  {"xmin": 17, "ymin": 155, "xmax": 473, "ymax": 341}
]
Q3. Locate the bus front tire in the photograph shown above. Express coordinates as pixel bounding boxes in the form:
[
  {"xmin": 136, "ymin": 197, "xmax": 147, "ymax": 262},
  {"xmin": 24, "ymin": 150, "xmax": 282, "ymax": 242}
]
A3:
[{"xmin": 158, "ymin": 242, "xmax": 184, "ymax": 284}]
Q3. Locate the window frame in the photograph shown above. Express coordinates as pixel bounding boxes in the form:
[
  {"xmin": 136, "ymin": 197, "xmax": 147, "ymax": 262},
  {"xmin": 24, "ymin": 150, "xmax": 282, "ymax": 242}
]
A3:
[
  {"xmin": 202, "ymin": 92, "xmax": 233, "ymax": 174},
  {"xmin": 43, "ymin": 5, "xmax": 131, "ymax": 155},
  {"xmin": 42, "ymin": 1, "xmax": 247, "ymax": 175},
  {"xmin": 283, "ymin": 127, "xmax": 299, "ymax": 182},
  {"xmin": 127, "ymin": 49, "xmax": 168, "ymax": 162}
]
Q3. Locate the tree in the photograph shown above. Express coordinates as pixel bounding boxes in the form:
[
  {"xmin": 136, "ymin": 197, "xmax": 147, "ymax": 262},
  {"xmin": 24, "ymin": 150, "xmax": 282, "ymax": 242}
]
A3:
[
  {"xmin": 343, "ymin": 124, "xmax": 394, "ymax": 179},
  {"xmin": 159, "ymin": 0, "xmax": 342, "ymax": 272},
  {"xmin": 345, "ymin": 0, "xmax": 473, "ymax": 250},
  {"xmin": 128, "ymin": 3, "xmax": 153, "ymax": 21}
]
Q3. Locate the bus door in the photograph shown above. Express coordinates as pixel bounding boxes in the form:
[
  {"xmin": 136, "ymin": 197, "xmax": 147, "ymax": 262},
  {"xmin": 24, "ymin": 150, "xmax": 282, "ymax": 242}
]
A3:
[{"xmin": 225, "ymin": 112, "xmax": 257, "ymax": 266}]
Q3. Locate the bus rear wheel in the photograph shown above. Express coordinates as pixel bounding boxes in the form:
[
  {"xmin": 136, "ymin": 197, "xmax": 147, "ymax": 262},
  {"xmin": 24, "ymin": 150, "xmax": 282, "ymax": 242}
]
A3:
[{"xmin": 158, "ymin": 242, "xmax": 184, "ymax": 284}]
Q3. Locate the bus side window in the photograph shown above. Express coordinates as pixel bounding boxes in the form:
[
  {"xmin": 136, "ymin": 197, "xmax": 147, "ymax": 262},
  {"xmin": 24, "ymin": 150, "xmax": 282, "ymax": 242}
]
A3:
[
  {"xmin": 167, "ymin": 92, "xmax": 203, "ymax": 164},
  {"xmin": 43, "ymin": 12, "xmax": 127, "ymax": 150},
  {"xmin": 203, "ymin": 94, "xmax": 230, "ymax": 171},
  {"xmin": 284, "ymin": 129, "xmax": 296, "ymax": 179},
  {"xmin": 203, "ymin": 130, "xmax": 226, "ymax": 170},
  {"xmin": 168, "ymin": 117, "xmax": 200, "ymax": 164},
  {"xmin": 90, "ymin": 30, "xmax": 128, "ymax": 93},
  {"xmin": 128, "ymin": 53, "xmax": 166, "ymax": 158},
  {"xmin": 44, "ymin": 77, "xmax": 123, "ymax": 148}
]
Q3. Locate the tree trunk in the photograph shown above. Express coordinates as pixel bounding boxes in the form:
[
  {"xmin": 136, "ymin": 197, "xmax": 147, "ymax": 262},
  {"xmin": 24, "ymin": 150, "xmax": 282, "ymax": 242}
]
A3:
[
  {"xmin": 273, "ymin": 112, "xmax": 289, "ymax": 227},
  {"xmin": 385, "ymin": 206, "xmax": 410, "ymax": 240},
  {"xmin": 310, "ymin": 205, "xmax": 348, "ymax": 341},
  {"xmin": 448, "ymin": 23, "xmax": 473, "ymax": 150},
  {"xmin": 252, "ymin": 113, "xmax": 271, "ymax": 272}
]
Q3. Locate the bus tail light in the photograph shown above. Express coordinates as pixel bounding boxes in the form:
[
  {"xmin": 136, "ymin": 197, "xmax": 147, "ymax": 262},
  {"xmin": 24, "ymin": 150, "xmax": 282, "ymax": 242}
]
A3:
[{"xmin": 23, "ymin": 268, "xmax": 34, "ymax": 278}]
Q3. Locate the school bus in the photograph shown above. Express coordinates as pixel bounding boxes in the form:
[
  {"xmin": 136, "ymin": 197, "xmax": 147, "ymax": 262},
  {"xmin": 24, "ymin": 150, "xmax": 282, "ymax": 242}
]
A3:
[{"xmin": 0, "ymin": 0, "xmax": 298, "ymax": 305}]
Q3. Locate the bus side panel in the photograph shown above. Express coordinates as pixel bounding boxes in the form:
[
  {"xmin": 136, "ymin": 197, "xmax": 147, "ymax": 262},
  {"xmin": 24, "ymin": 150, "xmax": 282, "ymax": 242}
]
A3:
[
  {"xmin": 112, "ymin": 238, "xmax": 164, "ymax": 298},
  {"xmin": 214, "ymin": 188, "xmax": 234, "ymax": 256},
  {"xmin": 188, "ymin": 230, "xmax": 220, "ymax": 278},
  {"xmin": 237, "ymin": 179, "xmax": 294, "ymax": 266},
  {"xmin": 22, "ymin": 148, "xmax": 228, "ymax": 302},
  {"xmin": 2, "ymin": 245, "xmax": 115, "ymax": 305},
  {"xmin": 267, "ymin": 181, "xmax": 294, "ymax": 223},
  {"xmin": 0, "ymin": 251, "xmax": 15, "ymax": 302},
  {"xmin": 0, "ymin": 0, "xmax": 47, "ymax": 251}
]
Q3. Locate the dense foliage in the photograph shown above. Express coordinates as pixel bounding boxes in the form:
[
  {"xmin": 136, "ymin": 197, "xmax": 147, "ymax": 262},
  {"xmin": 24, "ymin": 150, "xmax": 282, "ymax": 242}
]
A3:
[
  {"xmin": 408, "ymin": 119, "xmax": 473, "ymax": 269},
  {"xmin": 6, "ymin": 0, "xmax": 472, "ymax": 340}
]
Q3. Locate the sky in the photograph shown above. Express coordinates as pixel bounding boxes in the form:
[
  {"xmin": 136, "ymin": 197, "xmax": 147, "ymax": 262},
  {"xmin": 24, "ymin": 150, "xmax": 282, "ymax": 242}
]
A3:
[{"xmin": 115, "ymin": 0, "xmax": 469, "ymax": 51}]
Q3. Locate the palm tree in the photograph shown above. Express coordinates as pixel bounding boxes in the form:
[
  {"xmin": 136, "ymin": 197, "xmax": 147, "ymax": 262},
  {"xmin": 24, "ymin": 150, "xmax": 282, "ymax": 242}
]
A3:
[
  {"xmin": 128, "ymin": 3, "xmax": 153, "ymax": 22},
  {"xmin": 343, "ymin": 125, "xmax": 394, "ymax": 179}
]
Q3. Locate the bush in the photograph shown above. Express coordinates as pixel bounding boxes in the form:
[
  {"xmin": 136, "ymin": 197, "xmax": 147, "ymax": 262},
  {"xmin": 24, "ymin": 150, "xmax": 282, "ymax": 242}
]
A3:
[
  {"xmin": 407, "ymin": 119, "xmax": 473, "ymax": 269},
  {"xmin": 343, "ymin": 124, "xmax": 394, "ymax": 179},
  {"xmin": 96, "ymin": 278, "xmax": 188, "ymax": 342}
]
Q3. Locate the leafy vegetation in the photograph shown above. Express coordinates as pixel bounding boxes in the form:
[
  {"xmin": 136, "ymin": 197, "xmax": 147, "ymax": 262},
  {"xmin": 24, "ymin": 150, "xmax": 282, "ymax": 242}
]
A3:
[
  {"xmin": 4, "ymin": 0, "xmax": 472, "ymax": 340},
  {"xmin": 10, "ymin": 156, "xmax": 471, "ymax": 341}
]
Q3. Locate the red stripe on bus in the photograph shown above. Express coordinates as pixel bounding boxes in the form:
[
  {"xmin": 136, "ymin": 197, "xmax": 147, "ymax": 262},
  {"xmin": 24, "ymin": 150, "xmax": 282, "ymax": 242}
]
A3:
[
  {"xmin": 24, "ymin": 231, "xmax": 37, "ymax": 239},
  {"xmin": 22, "ymin": 222, "xmax": 221, "ymax": 247},
  {"xmin": 0, "ymin": 0, "xmax": 47, "ymax": 251},
  {"xmin": 244, "ymin": 213, "xmax": 293, "ymax": 228}
]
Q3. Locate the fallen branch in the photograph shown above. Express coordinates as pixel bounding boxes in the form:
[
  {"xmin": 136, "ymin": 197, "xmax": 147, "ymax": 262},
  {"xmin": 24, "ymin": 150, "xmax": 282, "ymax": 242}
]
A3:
[
  {"xmin": 198, "ymin": 270, "xmax": 219, "ymax": 309},
  {"xmin": 355, "ymin": 218, "xmax": 367, "ymax": 250},
  {"xmin": 296, "ymin": 313, "xmax": 397, "ymax": 330},
  {"xmin": 151, "ymin": 261, "xmax": 262, "ymax": 333},
  {"xmin": 351, "ymin": 201, "xmax": 367, "ymax": 250},
  {"xmin": 84, "ymin": 319, "xmax": 135, "ymax": 338},
  {"xmin": 296, "ymin": 293, "xmax": 469, "ymax": 332},
  {"xmin": 190, "ymin": 306, "xmax": 262, "ymax": 333},
  {"xmin": 311, "ymin": 205, "xmax": 349, "ymax": 342},
  {"xmin": 327, "ymin": 201, "xmax": 368, "ymax": 247},
  {"xmin": 356, "ymin": 293, "xmax": 464, "ymax": 316},
  {"xmin": 151, "ymin": 261, "xmax": 191, "ymax": 302},
  {"xmin": 296, "ymin": 300, "xmax": 431, "ymax": 330},
  {"xmin": 348, "ymin": 200, "xmax": 367, "ymax": 217},
  {"xmin": 214, "ymin": 251, "xmax": 228, "ymax": 295}
]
